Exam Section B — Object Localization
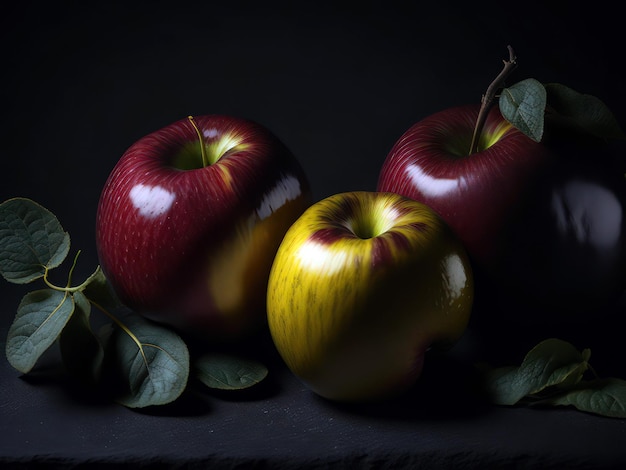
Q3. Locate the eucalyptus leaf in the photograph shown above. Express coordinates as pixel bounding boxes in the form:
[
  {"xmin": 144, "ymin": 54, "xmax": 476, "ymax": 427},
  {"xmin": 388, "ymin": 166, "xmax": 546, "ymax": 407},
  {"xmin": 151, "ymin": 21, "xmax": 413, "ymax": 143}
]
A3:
[
  {"xmin": 195, "ymin": 353, "xmax": 268, "ymax": 390},
  {"xmin": 532, "ymin": 378, "xmax": 626, "ymax": 418},
  {"xmin": 499, "ymin": 78, "xmax": 547, "ymax": 142},
  {"xmin": 102, "ymin": 313, "xmax": 189, "ymax": 408},
  {"xmin": 0, "ymin": 198, "xmax": 70, "ymax": 284},
  {"xmin": 6, "ymin": 289, "xmax": 75, "ymax": 373},
  {"xmin": 544, "ymin": 83, "xmax": 626, "ymax": 140},
  {"xmin": 481, "ymin": 365, "xmax": 524, "ymax": 405},
  {"xmin": 534, "ymin": 348, "xmax": 591, "ymax": 394},
  {"xmin": 519, "ymin": 338, "xmax": 588, "ymax": 396},
  {"xmin": 59, "ymin": 291, "xmax": 104, "ymax": 384},
  {"xmin": 483, "ymin": 338, "xmax": 589, "ymax": 405}
]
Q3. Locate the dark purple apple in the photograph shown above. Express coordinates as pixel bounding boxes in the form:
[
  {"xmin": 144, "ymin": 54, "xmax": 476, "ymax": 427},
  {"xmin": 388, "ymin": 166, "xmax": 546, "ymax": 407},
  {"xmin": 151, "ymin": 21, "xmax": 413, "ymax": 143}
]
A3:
[
  {"xmin": 493, "ymin": 134, "xmax": 626, "ymax": 316},
  {"xmin": 96, "ymin": 115, "xmax": 312, "ymax": 339},
  {"xmin": 377, "ymin": 104, "xmax": 626, "ymax": 320}
]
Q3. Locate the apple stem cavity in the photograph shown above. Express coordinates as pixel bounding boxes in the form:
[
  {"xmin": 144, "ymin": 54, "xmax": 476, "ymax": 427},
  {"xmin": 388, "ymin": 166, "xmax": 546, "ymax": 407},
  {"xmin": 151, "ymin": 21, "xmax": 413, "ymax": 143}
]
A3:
[
  {"xmin": 469, "ymin": 45, "xmax": 518, "ymax": 155},
  {"xmin": 350, "ymin": 217, "xmax": 384, "ymax": 239},
  {"xmin": 347, "ymin": 200, "xmax": 396, "ymax": 239},
  {"xmin": 188, "ymin": 115, "xmax": 210, "ymax": 167}
]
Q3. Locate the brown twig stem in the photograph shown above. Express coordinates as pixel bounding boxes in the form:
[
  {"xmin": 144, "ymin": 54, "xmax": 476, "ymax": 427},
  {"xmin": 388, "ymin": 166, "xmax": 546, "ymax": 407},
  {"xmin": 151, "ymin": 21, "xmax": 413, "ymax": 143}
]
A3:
[{"xmin": 469, "ymin": 45, "xmax": 518, "ymax": 155}]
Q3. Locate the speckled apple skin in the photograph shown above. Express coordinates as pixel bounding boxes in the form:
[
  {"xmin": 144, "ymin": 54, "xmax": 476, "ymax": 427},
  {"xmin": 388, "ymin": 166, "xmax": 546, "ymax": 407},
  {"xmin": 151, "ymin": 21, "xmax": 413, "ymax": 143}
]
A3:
[
  {"xmin": 377, "ymin": 105, "xmax": 553, "ymax": 271},
  {"xmin": 377, "ymin": 104, "xmax": 626, "ymax": 318},
  {"xmin": 267, "ymin": 191, "xmax": 474, "ymax": 402},
  {"xmin": 96, "ymin": 115, "xmax": 312, "ymax": 339}
]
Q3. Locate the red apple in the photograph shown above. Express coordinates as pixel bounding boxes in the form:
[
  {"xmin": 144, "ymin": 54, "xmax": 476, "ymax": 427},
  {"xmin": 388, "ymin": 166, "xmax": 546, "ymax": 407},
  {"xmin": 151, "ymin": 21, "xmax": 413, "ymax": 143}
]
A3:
[
  {"xmin": 378, "ymin": 105, "xmax": 553, "ymax": 270},
  {"xmin": 377, "ymin": 104, "xmax": 626, "ymax": 319},
  {"xmin": 96, "ymin": 115, "xmax": 312, "ymax": 339}
]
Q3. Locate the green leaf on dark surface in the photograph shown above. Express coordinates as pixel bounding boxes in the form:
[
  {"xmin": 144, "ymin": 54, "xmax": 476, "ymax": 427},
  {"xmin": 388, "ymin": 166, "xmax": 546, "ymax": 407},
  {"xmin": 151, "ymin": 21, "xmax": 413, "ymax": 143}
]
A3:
[
  {"xmin": 102, "ymin": 313, "xmax": 189, "ymax": 408},
  {"xmin": 480, "ymin": 338, "xmax": 626, "ymax": 418},
  {"xmin": 195, "ymin": 353, "xmax": 268, "ymax": 390},
  {"xmin": 0, "ymin": 198, "xmax": 70, "ymax": 284},
  {"xmin": 499, "ymin": 78, "xmax": 547, "ymax": 142},
  {"xmin": 544, "ymin": 83, "xmax": 626, "ymax": 140},
  {"xmin": 481, "ymin": 365, "xmax": 525, "ymax": 405},
  {"xmin": 59, "ymin": 291, "xmax": 104, "ymax": 384},
  {"xmin": 483, "ymin": 338, "xmax": 589, "ymax": 405},
  {"xmin": 6, "ymin": 289, "xmax": 75, "ymax": 373},
  {"xmin": 531, "ymin": 378, "xmax": 626, "ymax": 418},
  {"xmin": 518, "ymin": 338, "xmax": 589, "ymax": 396}
]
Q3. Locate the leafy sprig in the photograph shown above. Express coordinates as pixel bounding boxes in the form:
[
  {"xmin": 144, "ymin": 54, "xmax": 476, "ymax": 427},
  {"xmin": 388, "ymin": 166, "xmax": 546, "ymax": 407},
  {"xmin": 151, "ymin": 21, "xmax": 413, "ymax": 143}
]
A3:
[
  {"xmin": 480, "ymin": 338, "xmax": 626, "ymax": 418},
  {"xmin": 0, "ymin": 197, "xmax": 268, "ymax": 408},
  {"xmin": 500, "ymin": 79, "xmax": 625, "ymax": 143},
  {"xmin": 471, "ymin": 45, "xmax": 625, "ymax": 152}
]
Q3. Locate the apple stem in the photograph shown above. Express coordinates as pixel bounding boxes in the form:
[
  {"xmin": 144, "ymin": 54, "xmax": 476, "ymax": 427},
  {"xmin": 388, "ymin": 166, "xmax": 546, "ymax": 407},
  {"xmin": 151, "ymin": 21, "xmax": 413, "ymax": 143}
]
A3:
[
  {"xmin": 469, "ymin": 45, "xmax": 517, "ymax": 155},
  {"xmin": 188, "ymin": 115, "xmax": 210, "ymax": 167}
]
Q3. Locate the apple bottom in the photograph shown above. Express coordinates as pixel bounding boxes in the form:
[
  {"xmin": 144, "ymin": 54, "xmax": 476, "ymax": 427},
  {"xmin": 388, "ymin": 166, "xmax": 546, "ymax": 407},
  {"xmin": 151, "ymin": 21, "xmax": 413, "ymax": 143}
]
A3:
[
  {"xmin": 270, "ymin": 255, "xmax": 471, "ymax": 403},
  {"xmin": 283, "ymin": 259, "xmax": 469, "ymax": 403},
  {"xmin": 299, "ymin": 330, "xmax": 428, "ymax": 403}
]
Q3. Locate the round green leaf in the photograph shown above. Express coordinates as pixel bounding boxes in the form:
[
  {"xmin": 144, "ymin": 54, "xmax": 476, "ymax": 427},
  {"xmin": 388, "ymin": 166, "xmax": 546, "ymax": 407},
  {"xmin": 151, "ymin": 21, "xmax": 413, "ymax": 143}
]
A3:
[
  {"xmin": 519, "ymin": 338, "xmax": 588, "ymax": 396},
  {"xmin": 195, "ymin": 353, "xmax": 268, "ymax": 390},
  {"xmin": 6, "ymin": 289, "xmax": 75, "ymax": 373},
  {"xmin": 482, "ymin": 338, "xmax": 589, "ymax": 405},
  {"xmin": 534, "ymin": 378, "xmax": 626, "ymax": 418},
  {"xmin": 0, "ymin": 198, "xmax": 70, "ymax": 284},
  {"xmin": 481, "ymin": 365, "xmax": 523, "ymax": 405},
  {"xmin": 499, "ymin": 78, "xmax": 547, "ymax": 142},
  {"xmin": 102, "ymin": 313, "xmax": 190, "ymax": 408}
]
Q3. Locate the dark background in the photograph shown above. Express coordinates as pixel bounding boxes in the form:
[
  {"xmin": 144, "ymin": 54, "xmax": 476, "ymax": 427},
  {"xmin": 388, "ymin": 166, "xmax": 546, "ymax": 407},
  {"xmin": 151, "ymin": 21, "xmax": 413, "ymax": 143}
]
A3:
[
  {"xmin": 1, "ymin": 1, "xmax": 625, "ymax": 468},
  {"xmin": 2, "ymin": 1, "xmax": 623, "ymax": 279}
]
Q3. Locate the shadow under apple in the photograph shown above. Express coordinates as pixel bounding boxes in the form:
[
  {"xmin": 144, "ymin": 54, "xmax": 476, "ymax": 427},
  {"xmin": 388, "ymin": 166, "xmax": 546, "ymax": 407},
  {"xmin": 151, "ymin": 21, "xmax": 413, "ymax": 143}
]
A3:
[{"xmin": 314, "ymin": 347, "xmax": 493, "ymax": 422}]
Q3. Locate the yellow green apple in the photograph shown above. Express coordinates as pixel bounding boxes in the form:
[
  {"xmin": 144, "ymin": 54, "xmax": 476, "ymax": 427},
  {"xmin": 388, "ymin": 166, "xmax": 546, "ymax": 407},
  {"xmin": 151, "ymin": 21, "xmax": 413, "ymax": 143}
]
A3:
[{"xmin": 266, "ymin": 191, "xmax": 474, "ymax": 402}]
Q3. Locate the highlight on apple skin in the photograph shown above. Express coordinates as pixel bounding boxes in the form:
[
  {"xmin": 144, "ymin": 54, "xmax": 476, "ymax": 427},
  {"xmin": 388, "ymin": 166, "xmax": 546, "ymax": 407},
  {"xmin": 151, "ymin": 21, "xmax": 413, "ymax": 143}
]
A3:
[
  {"xmin": 377, "ymin": 104, "xmax": 626, "ymax": 317},
  {"xmin": 378, "ymin": 104, "xmax": 554, "ymax": 272},
  {"xmin": 266, "ymin": 191, "xmax": 474, "ymax": 402},
  {"xmin": 96, "ymin": 115, "xmax": 312, "ymax": 339}
]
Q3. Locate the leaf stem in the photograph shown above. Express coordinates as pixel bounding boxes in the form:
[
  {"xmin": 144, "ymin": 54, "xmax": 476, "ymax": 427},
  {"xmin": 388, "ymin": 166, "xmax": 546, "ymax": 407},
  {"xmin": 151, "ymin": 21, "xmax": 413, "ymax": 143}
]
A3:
[
  {"xmin": 469, "ymin": 45, "xmax": 518, "ymax": 155},
  {"xmin": 42, "ymin": 253, "xmax": 95, "ymax": 293},
  {"xmin": 43, "ymin": 253, "xmax": 148, "ymax": 364},
  {"xmin": 66, "ymin": 250, "xmax": 81, "ymax": 288},
  {"xmin": 43, "ymin": 271, "xmax": 78, "ymax": 292},
  {"xmin": 188, "ymin": 115, "xmax": 209, "ymax": 167},
  {"xmin": 89, "ymin": 299, "xmax": 146, "ymax": 358}
]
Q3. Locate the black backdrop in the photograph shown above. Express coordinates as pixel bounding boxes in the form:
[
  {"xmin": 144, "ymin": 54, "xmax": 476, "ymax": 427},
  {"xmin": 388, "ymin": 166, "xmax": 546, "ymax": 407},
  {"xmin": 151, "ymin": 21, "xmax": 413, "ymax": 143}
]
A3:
[{"xmin": 1, "ymin": 2, "xmax": 625, "ymax": 468}]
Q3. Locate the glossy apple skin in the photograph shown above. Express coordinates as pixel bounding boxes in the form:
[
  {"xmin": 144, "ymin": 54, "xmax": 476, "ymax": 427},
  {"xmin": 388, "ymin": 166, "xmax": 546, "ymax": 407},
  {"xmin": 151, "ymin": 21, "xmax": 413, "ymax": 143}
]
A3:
[
  {"xmin": 493, "ymin": 139, "xmax": 626, "ymax": 317},
  {"xmin": 96, "ymin": 115, "xmax": 312, "ymax": 339},
  {"xmin": 267, "ymin": 191, "xmax": 474, "ymax": 402},
  {"xmin": 378, "ymin": 105, "xmax": 555, "ymax": 271},
  {"xmin": 378, "ymin": 105, "xmax": 626, "ymax": 319}
]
